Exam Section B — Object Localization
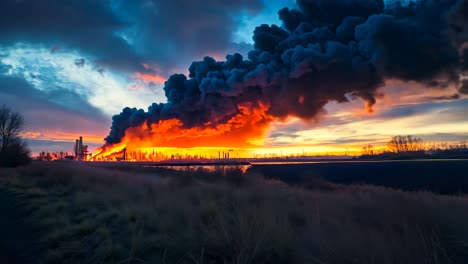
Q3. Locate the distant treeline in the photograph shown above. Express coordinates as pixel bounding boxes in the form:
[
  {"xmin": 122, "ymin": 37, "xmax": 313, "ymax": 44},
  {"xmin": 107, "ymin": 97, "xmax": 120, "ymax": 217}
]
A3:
[{"xmin": 360, "ymin": 135, "xmax": 468, "ymax": 160}]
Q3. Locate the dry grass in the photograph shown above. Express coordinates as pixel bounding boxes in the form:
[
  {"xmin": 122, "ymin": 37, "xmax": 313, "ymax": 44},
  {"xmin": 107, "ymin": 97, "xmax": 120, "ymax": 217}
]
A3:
[{"xmin": 1, "ymin": 162, "xmax": 468, "ymax": 263}]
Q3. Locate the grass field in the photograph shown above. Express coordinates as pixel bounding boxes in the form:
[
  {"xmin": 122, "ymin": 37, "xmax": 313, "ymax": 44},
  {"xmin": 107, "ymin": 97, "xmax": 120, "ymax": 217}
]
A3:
[{"xmin": 1, "ymin": 162, "xmax": 468, "ymax": 263}]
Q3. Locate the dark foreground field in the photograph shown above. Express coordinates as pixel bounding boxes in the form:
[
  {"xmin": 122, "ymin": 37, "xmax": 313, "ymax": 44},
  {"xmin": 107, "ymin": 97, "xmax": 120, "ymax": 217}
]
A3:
[{"xmin": 1, "ymin": 162, "xmax": 468, "ymax": 263}]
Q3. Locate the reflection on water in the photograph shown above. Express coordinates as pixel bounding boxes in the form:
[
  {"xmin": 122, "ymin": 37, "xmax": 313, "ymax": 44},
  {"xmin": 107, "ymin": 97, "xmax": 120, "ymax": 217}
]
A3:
[
  {"xmin": 144, "ymin": 164, "xmax": 252, "ymax": 173},
  {"xmin": 249, "ymin": 159, "xmax": 465, "ymax": 165},
  {"xmin": 140, "ymin": 159, "xmax": 466, "ymax": 174}
]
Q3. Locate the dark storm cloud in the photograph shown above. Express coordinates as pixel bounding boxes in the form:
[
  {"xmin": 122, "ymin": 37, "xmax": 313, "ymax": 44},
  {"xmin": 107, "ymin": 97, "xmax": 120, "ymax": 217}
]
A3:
[
  {"xmin": 104, "ymin": 0, "xmax": 468, "ymax": 144},
  {"xmin": 0, "ymin": 74, "xmax": 108, "ymax": 152},
  {"xmin": 0, "ymin": 0, "xmax": 264, "ymax": 74},
  {"xmin": 0, "ymin": 0, "xmax": 148, "ymax": 74},
  {"xmin": 378, "ymin": 99, "xmax": 468, "ymax": 120},
  {"xmin": 112, "ymin": 0, "xmax": 264, "ymax": 67},
  {"xmin": 0, "ymin": 74, "xmax": 109, "ymax": 132}
]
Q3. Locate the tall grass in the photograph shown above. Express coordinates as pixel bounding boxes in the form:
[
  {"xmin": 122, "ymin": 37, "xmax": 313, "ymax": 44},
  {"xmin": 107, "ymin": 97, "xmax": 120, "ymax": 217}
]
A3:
[{"xmin": 1, "ymin": 162, "xmax": 468, "ymax": 263}]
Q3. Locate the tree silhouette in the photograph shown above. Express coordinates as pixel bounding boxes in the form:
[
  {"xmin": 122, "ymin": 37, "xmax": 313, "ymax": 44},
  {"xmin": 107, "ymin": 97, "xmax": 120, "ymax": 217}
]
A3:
[
  {"xmin": 0, "ymin": 104, "xmax": 24, "ymax": 152},
  {"xmin": 0, "ymin": 105, "xmax": 31, "ymax": 167},
  {"xmin": 387, "ymin": 135, "xmax": 424, "ymax": 154},
  {"xmin": 361, "ymin": 144, "xmax": 374, "ymax": 156}
]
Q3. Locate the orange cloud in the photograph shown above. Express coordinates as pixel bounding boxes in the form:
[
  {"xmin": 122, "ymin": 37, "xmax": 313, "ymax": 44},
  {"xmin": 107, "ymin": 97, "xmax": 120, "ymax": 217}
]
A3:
[
  {"xmin": 23, "ymin": 131, "xmax": 104, "ymax": 144},
  {"xmin": 22, "ymin": 131, "xmax": 42, "ymax": 139},
  {"xmin": 135, "ymin": 72, "xmax": 166, "ymax": 84}
]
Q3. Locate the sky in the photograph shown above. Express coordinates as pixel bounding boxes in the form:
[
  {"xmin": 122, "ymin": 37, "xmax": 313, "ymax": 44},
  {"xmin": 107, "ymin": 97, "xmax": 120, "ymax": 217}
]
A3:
[{"xmin": 0, "ymin": 0, "xmax": 467, "ymax": 157}]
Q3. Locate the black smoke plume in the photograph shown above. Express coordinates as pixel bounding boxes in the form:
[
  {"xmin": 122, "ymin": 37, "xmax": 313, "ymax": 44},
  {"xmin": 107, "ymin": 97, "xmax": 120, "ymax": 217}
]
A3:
[{"xmin": 105, "ymin": 0, "xmax": 468, "ymax": 144}]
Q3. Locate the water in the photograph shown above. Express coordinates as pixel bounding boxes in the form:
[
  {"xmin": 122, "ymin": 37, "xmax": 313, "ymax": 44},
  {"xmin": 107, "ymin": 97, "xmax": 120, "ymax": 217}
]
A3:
[
  {"xmin": 248, "ymin": 159, "xmax": 468, "ymax": 194},
  {"xmin": 138, "ymin": 159, "xmax": 468, "ymax": 194},
  {"xmin": 143, "ymin": 164, "xmax": 251, "ymax": 173}
]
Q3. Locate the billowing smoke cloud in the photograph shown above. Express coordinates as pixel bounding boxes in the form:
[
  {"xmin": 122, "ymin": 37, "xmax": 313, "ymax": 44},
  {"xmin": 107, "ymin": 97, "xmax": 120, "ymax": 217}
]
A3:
[
  {"xmin": 104, "ymin": 0, "xmax": 468, "ymax": 145},
  {"xmin": 0, "ymin": 0, "xmax": 263, "ymax": 75}
]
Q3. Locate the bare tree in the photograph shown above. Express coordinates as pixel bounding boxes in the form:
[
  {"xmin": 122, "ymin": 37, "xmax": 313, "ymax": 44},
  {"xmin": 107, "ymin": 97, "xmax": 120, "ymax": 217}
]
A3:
[
  {"xmin": 387, "ymin": 135, "xmax": 424, "ymax": 154},
  {"xmin": 361, "ymin": 144, "xmax": 374, "ymax": 156},
  {"xmin": 0, "ymin": 105, "xmax": 30, "ymax": 167},
  {"xmin": 0, "ymin": 104, "xmax": 24, "ymax": 153}
]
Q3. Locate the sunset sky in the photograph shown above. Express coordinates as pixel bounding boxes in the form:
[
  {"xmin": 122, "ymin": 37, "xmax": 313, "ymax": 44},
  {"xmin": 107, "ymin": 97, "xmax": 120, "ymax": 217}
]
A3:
[{"xmin": 0, "ymin": 0, "xmax": 467, "ymax": 157}]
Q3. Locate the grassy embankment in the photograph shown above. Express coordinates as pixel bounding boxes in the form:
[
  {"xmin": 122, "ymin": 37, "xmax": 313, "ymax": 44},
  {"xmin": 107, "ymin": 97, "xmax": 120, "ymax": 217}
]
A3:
[{"xmin": 1, "ymin": 162, "xmax": 468, "ymax": 263}]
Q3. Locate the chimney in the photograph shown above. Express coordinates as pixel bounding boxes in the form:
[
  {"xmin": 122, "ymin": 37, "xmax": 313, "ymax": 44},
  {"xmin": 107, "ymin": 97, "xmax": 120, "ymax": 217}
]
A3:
[
  {"xmin": 75, "ymin": 139, "xmax": 79, "ymax": 160},
  {"xmin": 79, "ymin": 137, "xmax": 84, "ymax": 161}
]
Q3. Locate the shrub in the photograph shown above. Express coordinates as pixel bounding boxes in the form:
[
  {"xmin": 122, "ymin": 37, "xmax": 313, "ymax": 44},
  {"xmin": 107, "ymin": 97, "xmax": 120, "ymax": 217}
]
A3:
[{"xmin": 0, "ymin": 141, "xmax": 32, "ymax": 167}]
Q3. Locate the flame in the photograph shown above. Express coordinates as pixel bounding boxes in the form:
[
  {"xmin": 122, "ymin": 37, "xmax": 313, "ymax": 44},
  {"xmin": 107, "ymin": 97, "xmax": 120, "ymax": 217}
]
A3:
[
  {"xmin": 365, "ymin": 101, "xmax": 374, "ymax": 113},
  {"xmin": 93, "ymin": 102, "xmax": 274, "ymax": 160}
]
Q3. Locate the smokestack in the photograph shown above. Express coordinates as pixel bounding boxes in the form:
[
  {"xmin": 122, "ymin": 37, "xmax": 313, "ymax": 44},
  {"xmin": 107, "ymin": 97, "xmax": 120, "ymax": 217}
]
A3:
[
  {"xmin": 75, "ymin": 139, "xmax": 79, "ymax": 160},
  {"xmin": 79, "ymin": 137, "xmax": 83, "ymax": 161}
]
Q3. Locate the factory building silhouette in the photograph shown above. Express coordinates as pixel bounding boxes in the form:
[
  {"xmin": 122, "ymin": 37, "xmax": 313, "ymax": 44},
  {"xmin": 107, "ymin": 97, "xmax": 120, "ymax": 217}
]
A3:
[{"xmin": 74, "ymin": 136, "xmax": 90, "ymax": 161}]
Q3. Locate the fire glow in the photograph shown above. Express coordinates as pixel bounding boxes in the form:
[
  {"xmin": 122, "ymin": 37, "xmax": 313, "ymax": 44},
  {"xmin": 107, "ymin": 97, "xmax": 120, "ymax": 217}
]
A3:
[{"xmin": 93, "ymin": 102, "xmax": 273, "ymax": 160}]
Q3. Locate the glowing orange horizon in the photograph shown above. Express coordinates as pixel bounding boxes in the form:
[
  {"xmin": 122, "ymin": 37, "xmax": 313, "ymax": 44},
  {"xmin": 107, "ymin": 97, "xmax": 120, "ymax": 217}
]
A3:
[
  {"xmin": 93, "ymin": 102, "xmax": 275, "ymax": 160},
  {"xmin": 22, "ymin": 131, "xmax": 104, "ymax": 144}
]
